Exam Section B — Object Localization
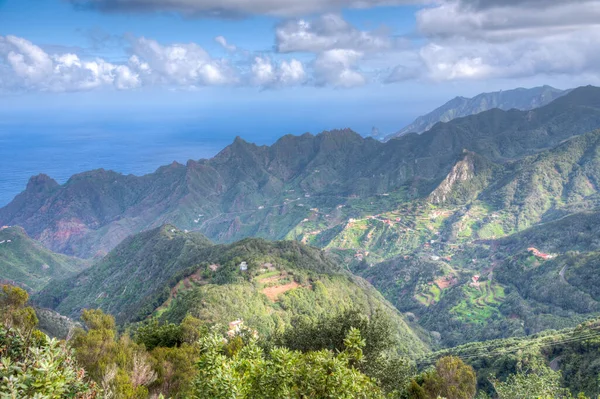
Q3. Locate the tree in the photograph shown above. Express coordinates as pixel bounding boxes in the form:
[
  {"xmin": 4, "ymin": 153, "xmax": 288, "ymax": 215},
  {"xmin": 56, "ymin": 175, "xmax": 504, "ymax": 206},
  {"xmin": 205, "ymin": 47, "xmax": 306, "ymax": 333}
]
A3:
[
  {"xmin": 192, "ymin": 327, "xmax": 384, "ymax": 398},
  {"xmin": 0, "ymin": 284, "xmax": 38, "ymax": 334},
  {"xmin": 0, "ymin": 327, "xmax": 100, "ymax": 398},
  {"xmin": 491, "ymin": 359, "xmax": 571, "ymax": 399},
  {"xmin": 0, "ymin": 284, "xmax": 98, "ymax": 398},
  {"xmin": 276, "ymin": 308, "xmax": 415, "ymax": 394},
  {"xmin": 71, "ymin": 309, "xmax": 155, "ymax": 399},
  {"xmin": 421, "ymin": 356, "xmax": 477, "ymax": 399}
]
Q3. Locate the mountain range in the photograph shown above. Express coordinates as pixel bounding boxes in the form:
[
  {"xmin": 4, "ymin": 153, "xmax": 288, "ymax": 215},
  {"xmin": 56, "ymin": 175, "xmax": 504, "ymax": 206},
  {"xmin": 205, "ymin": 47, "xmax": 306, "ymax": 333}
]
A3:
[
  {"xmin": 2, "ymin": 84, "xmax": 600, "ymax": 359},
  {"xmin": 385, "ymin": 85, "xmax": 568, "ymax": 140},
  {"xmin": 1, "ymin": 86, "xmax": 599, "ymax": 262}
]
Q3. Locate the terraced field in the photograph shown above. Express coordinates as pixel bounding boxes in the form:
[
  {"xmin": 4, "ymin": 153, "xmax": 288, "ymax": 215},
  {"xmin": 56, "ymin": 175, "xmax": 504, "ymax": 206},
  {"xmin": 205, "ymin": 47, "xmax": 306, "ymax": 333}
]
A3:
[
  {"xmin": 451, "ymin": 281, "xmax": 505, "ymax": 324},
  {"xmin": 415, "ymin": 284, "xmax": 442, "ymax": 306}
]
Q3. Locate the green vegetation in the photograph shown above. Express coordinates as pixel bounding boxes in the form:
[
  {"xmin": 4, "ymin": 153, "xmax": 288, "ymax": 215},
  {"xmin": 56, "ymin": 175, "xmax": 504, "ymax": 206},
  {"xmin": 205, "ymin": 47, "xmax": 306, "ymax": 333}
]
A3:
[
  {"xmin": 451, "ymin": 282, "xmax": 505, "ymax": 324},
  {"xmin": 34, "ymin": 227, "xmax": 428, "ymax": 357},
  {"xmin": 1, "ymin": 285, "xmax": 100, "ymax": 398},
  {"xmin": 3, "ymin": 87, "xmax": 600, "ymax": 259},
  {"xmin": 5, "ymin": 86, "xmax": 600, "ymax": 397},
  {"xmin": 6, "ymin": 282, "xmax": 600, "ymax": 398},
  {"xmin": 0, "ymin": 226, "xmax": 88, "ymax": 292}
]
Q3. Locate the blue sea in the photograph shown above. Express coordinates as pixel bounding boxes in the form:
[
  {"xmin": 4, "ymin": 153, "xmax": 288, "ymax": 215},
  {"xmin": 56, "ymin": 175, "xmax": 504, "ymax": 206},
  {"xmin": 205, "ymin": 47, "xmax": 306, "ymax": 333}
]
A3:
[
  {"xmin": 0, "ymin": 99, "xmax": 422, "ymax": 208},
  {"xmin": 0, "ymin": 121, "xmax": 233, "ymax": 207}
]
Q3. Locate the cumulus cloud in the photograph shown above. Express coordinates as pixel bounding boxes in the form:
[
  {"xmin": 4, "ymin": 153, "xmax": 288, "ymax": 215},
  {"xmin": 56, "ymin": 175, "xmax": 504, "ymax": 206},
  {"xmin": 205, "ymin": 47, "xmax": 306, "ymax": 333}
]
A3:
[
  {"xmin": 0, "ymin": 34, "xmax": 311, "ymax": 92},
  {"xmin": 314, "ymin": 49, "xmax": 366, "ymax": 88},
  {"xmin": 68, "ymin": 0, "xmax": 419, "ymax": 17},
  {"xmin": 127, "ymin": 36, "xmax": 237, "ymax": 86},
  {"xmin": 251, "ymin": 56, "xmax": 306, "ymax": 87},
  {"xmin": 0, "ymin": 35, "xmax": 140, "ymax": 92},
  {"xmin": 276, "ymin": 14, "xmax": 394, "ymax": 53},
  {"xmin": 382, "ymin": 0, "xmax": 600, "ymax": 83}
]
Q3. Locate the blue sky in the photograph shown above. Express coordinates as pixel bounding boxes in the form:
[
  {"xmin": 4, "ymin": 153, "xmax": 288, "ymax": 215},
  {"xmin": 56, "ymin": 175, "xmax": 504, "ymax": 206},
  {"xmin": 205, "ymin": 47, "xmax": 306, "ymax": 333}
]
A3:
[{"xmin": 0, "ymin": 0, "xmax": 599, "ymax": 137}]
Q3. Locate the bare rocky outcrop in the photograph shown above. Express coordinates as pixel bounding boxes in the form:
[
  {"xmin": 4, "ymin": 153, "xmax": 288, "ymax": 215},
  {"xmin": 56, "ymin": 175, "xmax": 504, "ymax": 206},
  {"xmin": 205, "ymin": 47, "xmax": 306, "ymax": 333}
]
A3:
[{"xmin": 429, "ymin": 152, "xmax": 476, "ymax": 204}]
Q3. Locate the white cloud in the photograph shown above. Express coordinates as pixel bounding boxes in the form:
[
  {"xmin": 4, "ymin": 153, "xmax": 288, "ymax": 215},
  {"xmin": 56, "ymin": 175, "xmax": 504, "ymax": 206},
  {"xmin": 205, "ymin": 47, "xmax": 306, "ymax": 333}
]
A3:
[
  {"xmin": 276, "ymin": 14, "xmax": 395, "ymax": 53},
  {"xmin": 215, "ymin": 36, "xmax": 237, "ymax": 51},
  {"xmin": 0, "ymin": 35, "xmax": 140, "ymax": 92},
  {"xmin": 251, "ymin": 56, "xmax": 306, "ymax": 87},
  {"xmin": 417, "ymin": 0, "xmax": 600, "ymax": 42},
  {"xmin": 383, "ymin": 0, "xmax": 600, "ymax": 83},
  {"xmin": 127, "ymin": 36, "xmax": 237, "ymax": 86},
  {"xmin": 314, "ymin": 49, "xmax": 366, "ymax": 88},
  {"xmin": 69, "ymin": 0, "xmax": 420, "ymax": 17}
]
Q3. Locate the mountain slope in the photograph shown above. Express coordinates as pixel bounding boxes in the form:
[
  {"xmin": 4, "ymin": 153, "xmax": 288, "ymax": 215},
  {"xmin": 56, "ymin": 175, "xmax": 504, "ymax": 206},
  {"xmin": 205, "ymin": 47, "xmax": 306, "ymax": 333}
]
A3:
[
  {"xmin": 361, "ymin": 208, "xmax": 600, "ymax": 347},
  {"xmin": 2, "ymin": 86, "xmax": 600, "ymax": 259},
  {"xmin": 34, "ymin": 226, "xmax": 429, "ymax": 356},
  {"xmin": 386, "ymin": 85, "xmax": 567, "ymax": 140},
  {"xmin": 0, "ymin": 226, "xmax": 88, "ymax": 292},
  {"xmin": 34, "ymin": 225, "xmax": 213, "ymax": 322}
]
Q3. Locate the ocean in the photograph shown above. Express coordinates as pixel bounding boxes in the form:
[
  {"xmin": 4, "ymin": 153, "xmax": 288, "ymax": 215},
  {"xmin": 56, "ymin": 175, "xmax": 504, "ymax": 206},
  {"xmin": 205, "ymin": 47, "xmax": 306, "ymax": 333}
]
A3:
[{"xmin": 0, "ymin": 121, "xmax": 239, "ymax": 207}]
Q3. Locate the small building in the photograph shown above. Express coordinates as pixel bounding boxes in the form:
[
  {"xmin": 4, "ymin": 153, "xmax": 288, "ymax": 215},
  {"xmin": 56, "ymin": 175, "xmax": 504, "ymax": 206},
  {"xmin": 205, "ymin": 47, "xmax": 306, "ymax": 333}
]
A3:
[
  {"xmin": 239, "ymin": 261, "xmax": 248, "ymax": 271},
  {"xmin": 209, "ymin": 264, "xmax": 219, "ymax": 272}
]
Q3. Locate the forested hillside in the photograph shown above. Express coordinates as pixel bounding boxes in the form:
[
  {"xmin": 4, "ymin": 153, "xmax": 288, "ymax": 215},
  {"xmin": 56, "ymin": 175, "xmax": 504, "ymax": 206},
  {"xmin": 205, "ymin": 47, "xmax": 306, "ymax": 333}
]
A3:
[{"xmin": 34, "ymin": 226, "xmax": 429, "ymax": 357}]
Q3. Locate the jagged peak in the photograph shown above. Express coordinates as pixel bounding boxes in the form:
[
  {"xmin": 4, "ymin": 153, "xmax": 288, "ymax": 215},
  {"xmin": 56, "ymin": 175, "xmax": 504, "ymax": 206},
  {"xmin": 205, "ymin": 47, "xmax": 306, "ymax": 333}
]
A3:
[{"xmin": 26, "ymin": 174, "xmax": 59, "ymax": 191}]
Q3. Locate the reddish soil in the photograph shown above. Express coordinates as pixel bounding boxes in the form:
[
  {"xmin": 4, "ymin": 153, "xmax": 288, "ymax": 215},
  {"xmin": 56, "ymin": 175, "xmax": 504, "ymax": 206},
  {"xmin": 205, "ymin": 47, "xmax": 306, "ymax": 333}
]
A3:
[
  {"xmin": 262, "ymin": 281, "xmax": 301, "ymax": 301},
  {"xmin": 435, "ymin": 276, "xmax": 457, "ymax": 290}
]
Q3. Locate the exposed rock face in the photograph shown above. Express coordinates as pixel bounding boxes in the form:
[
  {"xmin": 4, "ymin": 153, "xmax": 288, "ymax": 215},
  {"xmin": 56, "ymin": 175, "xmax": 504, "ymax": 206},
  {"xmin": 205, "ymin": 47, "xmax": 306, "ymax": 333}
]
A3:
[{"xmin": 429, "ymin": 153, "xmax": 475, "ymax": 204}]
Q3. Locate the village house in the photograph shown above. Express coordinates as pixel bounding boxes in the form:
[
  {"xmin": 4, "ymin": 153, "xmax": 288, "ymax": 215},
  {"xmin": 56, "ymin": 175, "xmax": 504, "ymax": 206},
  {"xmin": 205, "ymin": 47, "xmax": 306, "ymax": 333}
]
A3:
[
  {"xmin": 239, "ymin": 261, "xmax": 248, "ymax": 271},
  {"xmin": 528, "ymin": 247, "xmax": 555, "ymax": 260}
]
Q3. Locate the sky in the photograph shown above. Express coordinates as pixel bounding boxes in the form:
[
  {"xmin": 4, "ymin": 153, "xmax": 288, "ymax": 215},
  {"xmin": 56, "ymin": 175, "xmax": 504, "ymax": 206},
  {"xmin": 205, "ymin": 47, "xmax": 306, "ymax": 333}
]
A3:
[{"xmin": 0, "ymin": 0, "xmax": 600, "ymax": 138}]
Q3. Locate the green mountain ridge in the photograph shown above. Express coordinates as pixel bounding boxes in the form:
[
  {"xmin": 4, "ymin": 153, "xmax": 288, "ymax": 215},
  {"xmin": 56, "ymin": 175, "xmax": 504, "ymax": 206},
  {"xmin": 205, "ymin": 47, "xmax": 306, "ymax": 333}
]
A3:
[{"xmin": 386, "ymin": 85, "xmax": 568, "ymax": 140}]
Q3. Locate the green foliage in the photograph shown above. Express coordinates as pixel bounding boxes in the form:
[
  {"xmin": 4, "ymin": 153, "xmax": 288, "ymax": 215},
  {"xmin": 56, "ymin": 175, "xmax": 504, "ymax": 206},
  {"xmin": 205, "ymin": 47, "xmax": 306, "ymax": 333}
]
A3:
[
  {"xmin": 419, "ymin": 356, "xmax": 477, "ymax": 399},
  {"xmin": 71, "ymin": 310, "xmax": 156, "ymax": 398},
  {"xmin": 490, "ymin": 360, "xmax": 570, "ymax": 399},
  {"xmin": 0, "ymin": 284, "xmax": 98, "ymax": 399},
  {"xmin": 192, "ymin": 328, "xmax": 384, "ymax": 399},
  {"xmin": 1, "ymin": 284, "xmax": 38, "ymax": 334},
  {"xmin": 275, "ymin": 308, "xmax": 417, "ymax": 395},
  {"xmin": 134, "ymin": 320, "xmax": 184, "ymax": 351},
  {"xmin": 0, "ymin": 326, "xmax": 99, "ymax": 399}
]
